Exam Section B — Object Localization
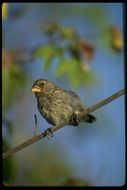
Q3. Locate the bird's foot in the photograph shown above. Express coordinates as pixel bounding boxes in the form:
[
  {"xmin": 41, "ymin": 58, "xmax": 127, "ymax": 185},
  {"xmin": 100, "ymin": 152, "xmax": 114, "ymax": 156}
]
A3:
[
  {"xmin": 70, "ymin": 113, "xmax": 79, "ymax": 127},
  {"xmin": 44, "ymin": 127, "xmax": 54, "ymax": 138}
]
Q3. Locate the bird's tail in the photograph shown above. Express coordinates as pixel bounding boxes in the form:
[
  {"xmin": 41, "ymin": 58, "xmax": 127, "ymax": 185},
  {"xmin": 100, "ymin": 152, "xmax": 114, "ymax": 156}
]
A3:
[{"xmin": 83, "ymin": 114, "xmax": 97, "ymax": 123}]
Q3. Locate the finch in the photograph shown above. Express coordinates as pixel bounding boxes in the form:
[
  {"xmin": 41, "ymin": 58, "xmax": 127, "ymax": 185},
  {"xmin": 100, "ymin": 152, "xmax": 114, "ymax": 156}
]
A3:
[{"xmin": 32, "ymin": 79, "xmax": 96, "ymax": 131}]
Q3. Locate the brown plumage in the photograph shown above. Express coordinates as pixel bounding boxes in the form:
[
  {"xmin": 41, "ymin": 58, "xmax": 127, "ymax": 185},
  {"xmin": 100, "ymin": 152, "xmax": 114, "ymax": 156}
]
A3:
[{"xmin": 32, "ymin": 79, "xmax": 96, "ymax": 130}]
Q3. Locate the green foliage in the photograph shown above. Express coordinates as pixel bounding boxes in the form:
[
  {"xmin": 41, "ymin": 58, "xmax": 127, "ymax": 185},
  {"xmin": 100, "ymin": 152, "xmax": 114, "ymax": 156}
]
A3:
[
  {"xmin": 3, "ymin": 139, "xmax": 17, "ymax": 185},
  {"xmin": 33, "ymin": 21, "xmax": 122, "ymax": 88},
  {"xmin": 60, "ymin": 27, "xmax": 75, "ymax": 39},
  {"xmin": 55, "ymin": 59, "xmax": 69, "ymax": 77},
  {"xmin": 2, "ymin": 60, "xmax": 26, "ymax": 110},
  {"xmin": 55, "ymin": 58, "xmax": 96, "ymax": 87},
  {"xmin": 32, "ymin": 23, "xmax": 98, "ymax": 88}
]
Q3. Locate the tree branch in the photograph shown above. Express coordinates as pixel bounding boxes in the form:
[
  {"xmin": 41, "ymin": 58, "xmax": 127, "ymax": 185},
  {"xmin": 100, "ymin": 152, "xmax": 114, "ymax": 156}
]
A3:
[{"xmin": 3, "ymin": 88, "xmax": 125, "ymax": 160}]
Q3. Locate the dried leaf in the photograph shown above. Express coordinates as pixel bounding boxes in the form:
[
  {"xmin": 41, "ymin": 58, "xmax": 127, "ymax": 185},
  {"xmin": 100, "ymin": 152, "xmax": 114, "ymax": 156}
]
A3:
[
  {"xmin": 79, "ymin": 38, "xmax": 95, "ymax": 61},
  {"xmin": 111, "ymin": 26, "xmax": 123, "ymax": 51}
]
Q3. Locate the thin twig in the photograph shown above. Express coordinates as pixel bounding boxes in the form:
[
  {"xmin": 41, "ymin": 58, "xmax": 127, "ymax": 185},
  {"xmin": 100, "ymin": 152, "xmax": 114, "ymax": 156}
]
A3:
[
  {"xmin": 34, "ymin": 114, "xmax": 37, "ymax": 137},
  {"xmin": 3, "ymin": 88, "xmax": 125, "ymax": 160}
]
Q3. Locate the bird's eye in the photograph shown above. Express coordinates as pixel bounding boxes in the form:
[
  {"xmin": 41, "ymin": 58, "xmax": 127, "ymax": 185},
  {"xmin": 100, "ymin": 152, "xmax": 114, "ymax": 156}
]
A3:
[{"xmin": 41, "ymin": 81, "xmax": 46, "ymax": 86}]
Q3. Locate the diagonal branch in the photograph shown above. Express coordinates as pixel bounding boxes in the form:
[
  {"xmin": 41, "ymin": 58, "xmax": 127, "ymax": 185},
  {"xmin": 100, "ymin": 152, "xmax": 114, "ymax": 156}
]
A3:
[{"xmin": 3, "ymin": 88, "xmax": 125, "ymax": 160}]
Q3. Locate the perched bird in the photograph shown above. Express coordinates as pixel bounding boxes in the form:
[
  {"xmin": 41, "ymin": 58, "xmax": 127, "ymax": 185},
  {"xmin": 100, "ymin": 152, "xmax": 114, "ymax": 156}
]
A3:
[{"xmin": 32, "ymin": 79, "xmax": 96, "ymax": 133}]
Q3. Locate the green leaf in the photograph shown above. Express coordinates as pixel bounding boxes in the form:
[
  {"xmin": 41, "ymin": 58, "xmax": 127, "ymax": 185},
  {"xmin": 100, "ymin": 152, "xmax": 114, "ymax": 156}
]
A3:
[
  {"xmin": 2, "ymin": 62, "xmax": 27, "ymax": 110},
  {"xmin": 33, "ymin": 44, "xmax": 54, "ymax": 59},
  {"xmin": 60, "ymin": 27, "xmax": 75, "ymax": 39},
  {"xmin": 43, "ymin": 47, "xmax": 64, "ymax": 71},
  {"xmin": 67, "ymin": 58, "xmax": 81, "ymax": 87},
  {"xmin": 55, "ymin": 59, "xmax": 68, "ymax": 77}
]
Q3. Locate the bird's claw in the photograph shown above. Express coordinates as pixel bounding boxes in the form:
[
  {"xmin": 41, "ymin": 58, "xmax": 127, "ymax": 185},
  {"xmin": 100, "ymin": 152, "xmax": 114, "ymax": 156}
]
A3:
[
  {"xmin": 44, "ymin": 128, "xmax": 54, "ymax": 138},
  {"xmin": 70, "ymin": 113, "xmax": 79, "ymax": 126}
]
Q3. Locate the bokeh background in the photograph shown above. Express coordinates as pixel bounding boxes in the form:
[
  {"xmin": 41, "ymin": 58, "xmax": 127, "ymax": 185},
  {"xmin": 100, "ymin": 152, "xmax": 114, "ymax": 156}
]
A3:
[{"xmin": 2, "ymin": 3, "xmax": 125, "ymax": 186}]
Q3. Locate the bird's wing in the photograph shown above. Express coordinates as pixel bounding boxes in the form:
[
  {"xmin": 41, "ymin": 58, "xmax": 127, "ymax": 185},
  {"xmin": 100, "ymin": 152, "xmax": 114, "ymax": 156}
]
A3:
[
  {"xmin": 67, "ymin": 90, "xmax": 85, "ymax": 112},
  {"xmin": 52, "ymin": 88, "xmax": 85, "ymax": 112}
]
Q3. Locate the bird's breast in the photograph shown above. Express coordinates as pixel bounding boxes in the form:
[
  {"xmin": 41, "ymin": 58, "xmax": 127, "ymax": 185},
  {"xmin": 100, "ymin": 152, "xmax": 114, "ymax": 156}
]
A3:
[
  {"xmin": 37, "ymin": 95, "xmax": 57, "ymax": 125},
  {"xmin": 36, "ymin": 90, "xmax": 77, "ymax": 126}
]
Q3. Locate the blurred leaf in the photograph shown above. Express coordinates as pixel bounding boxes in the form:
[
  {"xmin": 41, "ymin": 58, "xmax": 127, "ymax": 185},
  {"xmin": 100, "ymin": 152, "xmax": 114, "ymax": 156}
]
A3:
[
  {"xmin": 44, "ymin": 47, "xmax": 64, "ymax": 71},
  {"xmin": 79, "ymin": 38, "xmax": 95, "ymax": 61},
  {"xmin": 2, "ymin": 3, "xmax": 8, "ymax": 20},
  {"xmin": 62, "ymin": 177, "xmax": 90, "ymax": 186},
  {"xmin": 60, "ymin": 27, "xmax": 75, "ymax": 39},
  {"xmin": 2, "ymin": 54, "xmax": 27, "ymax": 110},
  {"xmin": 98, "ymin": 26, "xmax": 123, "ymax": 53},
  {"xmin": 55, "ymin": 59, "xmax": 68, "ymax": 77},
  {"xmin": 110, "ymin": 26, "xmax": 123, "ymax": 52},
  {"xmin": 69, "ymin": 41, "xmax": 80, "ymax": 59},
  {"xmin": 46, "ymin": 22, "xmax": 59, "ymax": 36},
  {"xmin": 33, "ymin": 44, "xmax": 54, "ymax": 58},
  {"xmin": 3, "ymin": 139, "xmax": 17, "ymax": 185},
  {"xmin": 55, "ymin": 47, "xmax": 64, "ymax": 57},
  {"xmin": 43, "ymin": 56, "xmax": 53, "ymax": 71},
  {"xmin": 67, "ymin": 58, "xmax": 83, "ymax": 87},
  {"xmin": 55, "ymin": 58, "xmax": 96, "ymax": 88}
]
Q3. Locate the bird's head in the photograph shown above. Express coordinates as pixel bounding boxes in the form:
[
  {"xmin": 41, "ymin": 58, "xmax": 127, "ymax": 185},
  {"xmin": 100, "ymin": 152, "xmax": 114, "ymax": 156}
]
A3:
[{"xmin": 32, "ymin": 79, "xmax": 55, "ymax": 97}]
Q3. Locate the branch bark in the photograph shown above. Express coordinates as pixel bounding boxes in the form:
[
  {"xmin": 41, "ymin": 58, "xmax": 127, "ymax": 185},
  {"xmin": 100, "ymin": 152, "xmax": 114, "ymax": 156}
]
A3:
[{"xmin": 3, "ymin": 88, "xmax": 125, "ymax": 160}]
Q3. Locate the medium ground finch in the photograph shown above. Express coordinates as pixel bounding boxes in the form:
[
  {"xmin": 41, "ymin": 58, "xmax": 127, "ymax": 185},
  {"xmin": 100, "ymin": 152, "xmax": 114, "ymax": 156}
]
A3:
[{"xmin": 32, "ymin": 79, "xmax": 96, "ymax": 133}]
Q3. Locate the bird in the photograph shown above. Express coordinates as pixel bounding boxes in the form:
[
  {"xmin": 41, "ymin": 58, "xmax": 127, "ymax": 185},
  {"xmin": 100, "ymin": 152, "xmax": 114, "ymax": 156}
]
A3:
[{"xmin": 32, "ymin": 79, "xmax": 96, "ymax": 135}]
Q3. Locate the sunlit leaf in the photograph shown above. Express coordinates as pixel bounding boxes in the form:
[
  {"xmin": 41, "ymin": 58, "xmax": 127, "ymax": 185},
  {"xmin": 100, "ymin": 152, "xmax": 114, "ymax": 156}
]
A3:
[
  {"xmin": 60, "ymin": 27, "xmax": 75, "ymax": 39},
  {"xmin": 32, "ymin": 44, "xmax": 54, "ymax": 58},
  {"xmin": 111, "ymin": 26, "xmax": 123, "ymax": 52},
  {"xmin": 2, "ymin": 3, "xmax": 8, "ymax": 20}
]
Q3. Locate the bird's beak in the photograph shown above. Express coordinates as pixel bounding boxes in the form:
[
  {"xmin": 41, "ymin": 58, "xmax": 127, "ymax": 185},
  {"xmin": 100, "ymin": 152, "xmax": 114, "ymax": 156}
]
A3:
[{"xmin": 32, "ymin": 85, "xmax": 41, "ymax": 92}]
